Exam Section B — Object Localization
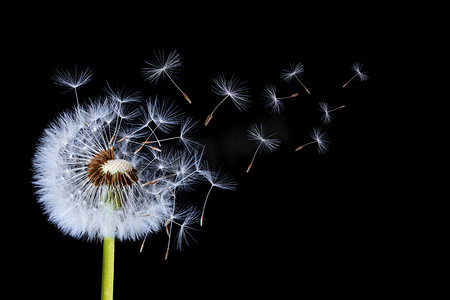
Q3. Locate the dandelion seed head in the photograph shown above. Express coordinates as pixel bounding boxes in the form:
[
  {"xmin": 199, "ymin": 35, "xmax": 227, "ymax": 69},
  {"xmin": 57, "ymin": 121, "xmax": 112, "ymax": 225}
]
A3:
[{"xmin": 33, "ymin": 87, "xmax": 208, "ymax": 242}]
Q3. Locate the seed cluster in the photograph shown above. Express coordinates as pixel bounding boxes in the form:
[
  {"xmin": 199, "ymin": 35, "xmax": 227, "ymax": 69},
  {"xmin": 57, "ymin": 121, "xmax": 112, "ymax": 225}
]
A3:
[{"xmin": 87, "ymin": 146, "xmax": 138, "ymax": 187}]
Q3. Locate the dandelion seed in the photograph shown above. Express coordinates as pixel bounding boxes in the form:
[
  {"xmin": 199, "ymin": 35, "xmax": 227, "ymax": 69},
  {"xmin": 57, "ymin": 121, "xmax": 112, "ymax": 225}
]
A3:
[
  {"xmin": 163, "ymin": 204, "xmax": 201, "ymax": 260},
  {"xmin": 142, "ymin": 50, "xmax": 192, "ymax": 104},
  {"xmin": 342, "ymin": 61, "xmax": 369, "ymax": 88},
  {"xmin": 52, "ymin": 66, "xmax": 93, "ymax": 125},
  {"xmin": 179, "ymin": 117, "xmax": 202, "ymax": 152},
  {"xmin": 281, "ymin": 62, "xmax": 311, "ymax": 94},
  {"xmin": 262, "ymin": 84, "xmax": 298, "ymax": 114},
  {"xmin": 246, "ymin": 124, "xmax": 280, "ymax": 173},
  {"xmin": 175, "ymin": 207, "xmax": 201, "ymax": 250},
  {"xmin": 139, "ymin": 236, "xmax": 147, "ymax": 253},
  {"xmin": 199, "ymin": 164, "xmax": 237, "ymax": 226},
  {"xmin": 205, "ymin": 73, "xmax": 250, "ymax": 126},
  {"xmin": 295, "ymin": 127, "xmax": 330, "ymax": 154},
  {"xmin": 318, "ymin": 102, "xmax": 345, "ymax": 124}
]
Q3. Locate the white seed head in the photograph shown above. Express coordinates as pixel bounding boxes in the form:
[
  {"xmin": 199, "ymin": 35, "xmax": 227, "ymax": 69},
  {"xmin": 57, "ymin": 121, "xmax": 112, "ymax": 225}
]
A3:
[{"xmin": 33, "ymin": 82, "xmax": 209, "ymax": 243}]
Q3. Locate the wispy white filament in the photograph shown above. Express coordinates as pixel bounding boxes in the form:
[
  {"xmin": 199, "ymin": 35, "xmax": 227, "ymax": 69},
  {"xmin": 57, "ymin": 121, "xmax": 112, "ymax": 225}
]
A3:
[{"xmin": 211, "ymin": 73, "xmax": 251, "ymax": 112}]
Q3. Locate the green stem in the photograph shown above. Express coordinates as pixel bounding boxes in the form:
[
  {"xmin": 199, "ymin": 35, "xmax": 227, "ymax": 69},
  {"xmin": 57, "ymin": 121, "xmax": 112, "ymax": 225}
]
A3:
[{"xmin": 101, "ymin": 236, "xmax": 115, "ymax": 300}]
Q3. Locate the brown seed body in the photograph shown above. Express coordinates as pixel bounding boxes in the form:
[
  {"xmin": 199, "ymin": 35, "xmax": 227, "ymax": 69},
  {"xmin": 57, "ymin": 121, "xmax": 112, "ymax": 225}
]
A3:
[{"xmin": 87, "ymin": 147, "xmax": 138, "ymax": 187}]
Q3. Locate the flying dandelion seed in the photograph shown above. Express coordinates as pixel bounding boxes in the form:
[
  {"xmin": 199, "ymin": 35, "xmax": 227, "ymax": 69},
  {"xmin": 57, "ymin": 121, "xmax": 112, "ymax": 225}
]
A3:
[
  {"xmin": 295, "ymin": 127, "xmax": 330, "ymax": 154},
  {"xmin": 33, "ymin": 66, "xmax": 228, "ymax": 299},
  {"xmin": 199, "ymin": 164, "xmax": 237, "ymax": 226},
  {"xmin": 342, "ymin": 61, "xmax": 369, "ymax": 88},
  {"xmin": 163, "ymin": 205, "xmax": 201, "ymax": 260},
  {"xmin": 281, "ymin": 62, "xmax": 311, "ymax": 94},
  {"xmin": 204, "ymin": 73, "xmax": 250, "ymax": 126},
  {"xmin": 52, "ymin": 65, "xmax": 93, "ymax": 125},
  {"xmin": 142, "ymin": 50, "xmax": 192, "ymax": 104},
  {"xmin": 262, "ymin": 84, "xmax": 299, "ymax": 114},
  {"xmin": 318, "ymin": 102, "xmax": 345, "ymax": 125},
  {"xmin": 246, "ymin": 124, "xmax": 280, "ymax": 173}
]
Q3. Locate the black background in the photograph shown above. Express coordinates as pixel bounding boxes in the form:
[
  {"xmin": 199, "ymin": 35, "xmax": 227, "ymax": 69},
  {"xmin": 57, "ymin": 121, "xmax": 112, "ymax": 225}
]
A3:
[{"xmin": 6, "ymin": 4, "xmax": 404, "ymax": 299}]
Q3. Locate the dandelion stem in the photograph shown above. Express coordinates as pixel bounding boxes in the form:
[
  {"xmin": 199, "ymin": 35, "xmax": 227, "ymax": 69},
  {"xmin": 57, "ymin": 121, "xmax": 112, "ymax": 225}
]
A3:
[
  {"xmin": 74, "ymin": 88, "xmax": 88, "ymax": 127},
  {"xmin": 328, "ymin": 105, "xmax": 345, "ymax": 113},
  {"xmin": 101, "ymin": 236, "xmax": 115, "ymax": 300},
  {"xmin": 342, "ymin": 74, "xmax": 357, "ymax": 88},
  {"xmin": 205, "ymin": 95, "xmax": 229, "ymax": 126},
  {"xmin": 165, "ymin": 71, "xmax": 191, "ymax": 104},
  {"xmin": 295, "ymin": 140, "xmax": 317, "ymax": 151},
  {"xmin": 74, "ymin": 88, "xmax": 80, "ymax": 107},
  {"xmin": 247, "ymin": 142, "xmax": 262, "ymax": 173},
  {"xmin": 200, "ymin": 185, "xmax": 215, "ymax": 226},
  {"xmin": 277, "ymin": 93, "xmax": 299, "ymax": 100},
  {"xmin": 294, "ymin": 75, "xmax": 310, "ymax": 94}
]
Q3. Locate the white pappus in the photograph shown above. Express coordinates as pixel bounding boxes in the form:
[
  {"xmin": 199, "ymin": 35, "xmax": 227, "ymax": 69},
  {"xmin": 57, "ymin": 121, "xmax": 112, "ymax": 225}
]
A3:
[
  {"xmin": 342, "ymin": 61, "xmax": 369, "ymax": 88},
  {"xmin": 295, "ymin": 127, "xmax": 330, "ymax": 154},
  {"xmin": 142, "ymin": 49, "xmax": 192, "ymax": 104},
  {"xmin": 318, "ymin": 102, "xmax": 345, "ymax": 125},
  {"xmin": 281, "ymin": 62, "xmax": 311, "ymax": 94},
  {"xmin": 246, "ymin": 124, "xmax": 281, "ymax": 173},
  {"xmin": 204, "ymin": 73, "xmax": 250, "ymax": 126},
  {"xmin": 261, "ymin": 84, "xmax": 299, "ymax": 114}
]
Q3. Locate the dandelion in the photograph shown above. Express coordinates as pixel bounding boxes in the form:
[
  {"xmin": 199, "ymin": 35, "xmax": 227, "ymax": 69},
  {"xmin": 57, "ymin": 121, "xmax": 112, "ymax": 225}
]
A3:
[
  {"xmin": 295, "ymin": 127, "xmax": 330, "ymax": 154},
  {"xmin": 281, "ymin": 62, "xmax": 311, "ymax": 94},
  {"xmin": 246, "ymin": 124, "xmax": 280, "ymax": 173},
  {"xmin": 261, "ymin": 84, "xmax": 298, "ymax": 113},
  {"xmin": 318, "ymin": 102, "xmax": 345, "ymax": 124},
  {"xmin": 204, "ymin": 73, "xmax": 250, "ymax": 126},
  {"xmin": 142, "ymin": 50, "xmax": 192, "ymax": 104},
  {"xmin": 199, "ymin": 164, "xmax": 237, "ymax": 226},
  {"xmin": 342, "ymin": 61, "xmax": 369, "ymax": 88},
  {"xmin": 33, "ymin": 67, "xmax": 224, "ymax": 299}
]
